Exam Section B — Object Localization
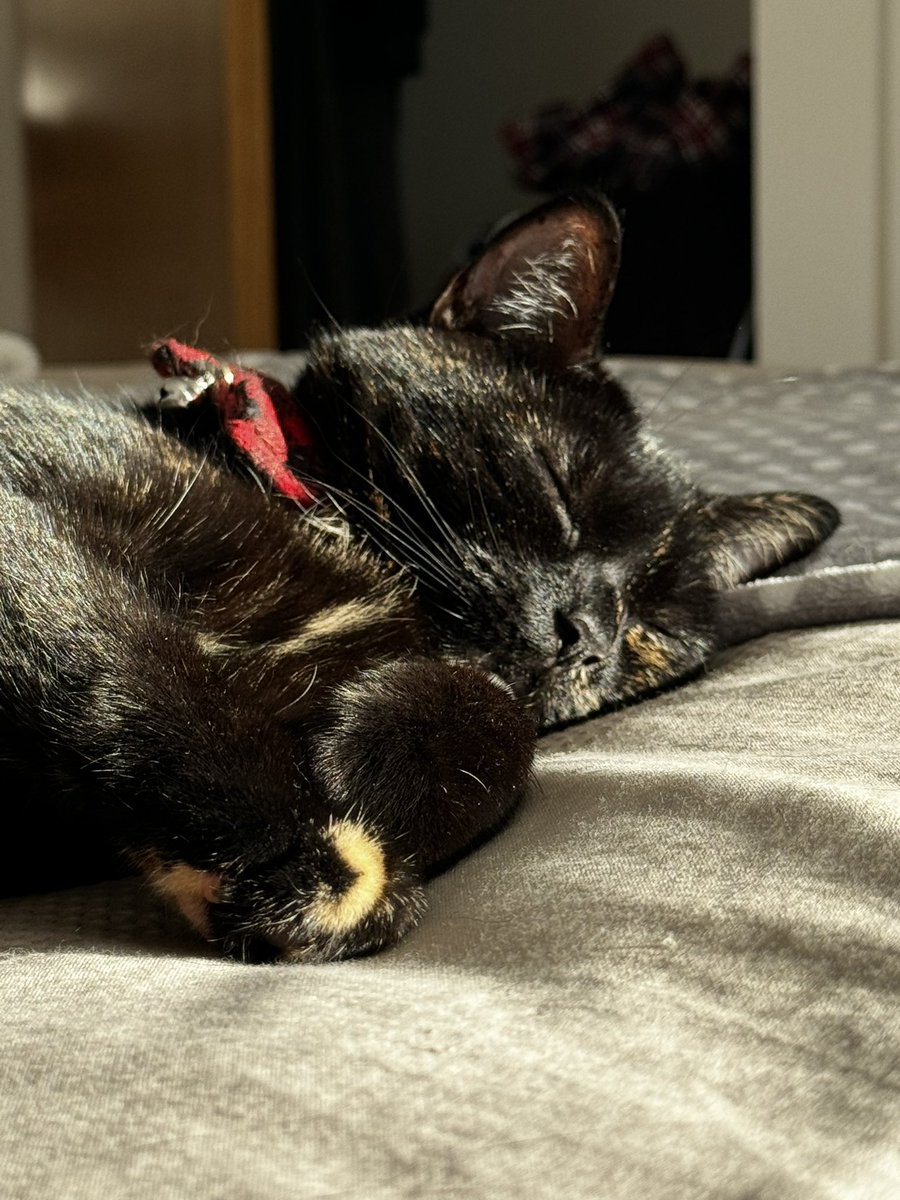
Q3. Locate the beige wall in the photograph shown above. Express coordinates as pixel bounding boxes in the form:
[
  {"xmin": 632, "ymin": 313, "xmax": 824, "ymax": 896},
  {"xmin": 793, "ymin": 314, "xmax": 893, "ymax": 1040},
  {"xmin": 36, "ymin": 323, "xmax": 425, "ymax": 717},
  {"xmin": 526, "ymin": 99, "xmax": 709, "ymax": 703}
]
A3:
[
  {"xmin": 753, "ymin": 0, "xmax": 900, "ymax": 367},
  {"xmin": 753, "ymin": 0, "xmax": 882, "ymax": 366},
  {"xmin": 18, "ymin": 0, "xmax": 234, "ymax": 362},
  {"xmin": 881, "ymin": 0, "xmax": 900, "ymax": 362},
  {"xmin": 0, "ymin": 0, "xmax": 32, "ymax": 336},
  {"xmin": 400, "ymin": 0, "xmax": 750, "ymax": 308}
]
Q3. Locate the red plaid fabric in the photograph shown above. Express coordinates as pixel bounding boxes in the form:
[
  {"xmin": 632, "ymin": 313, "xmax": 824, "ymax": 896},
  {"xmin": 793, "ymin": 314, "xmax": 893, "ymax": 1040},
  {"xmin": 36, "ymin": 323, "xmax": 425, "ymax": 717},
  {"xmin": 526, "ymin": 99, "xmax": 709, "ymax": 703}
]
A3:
[
  {"xmin": 502, "ymin": 35, "xmax": 750, "ymax": 193},
  {"xmin": 151, "ymin": 339, "xmax": 318, "ymax": 506}
]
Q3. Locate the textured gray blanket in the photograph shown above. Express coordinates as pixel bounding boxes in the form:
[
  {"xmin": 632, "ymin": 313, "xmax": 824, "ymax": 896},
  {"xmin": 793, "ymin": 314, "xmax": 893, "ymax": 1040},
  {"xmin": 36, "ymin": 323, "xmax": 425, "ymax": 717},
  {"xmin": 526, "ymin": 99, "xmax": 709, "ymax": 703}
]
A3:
[
  {"xmin": 617, "ymin": 360, "xmax": 900, "ymax": 644},
  {"xmin": 2, "ymin": 620, "xmax": 898, "ymax": 1198},
  {"xmin": 1, "ymin": 360, "xmax": 897, "ymax": 1198}
]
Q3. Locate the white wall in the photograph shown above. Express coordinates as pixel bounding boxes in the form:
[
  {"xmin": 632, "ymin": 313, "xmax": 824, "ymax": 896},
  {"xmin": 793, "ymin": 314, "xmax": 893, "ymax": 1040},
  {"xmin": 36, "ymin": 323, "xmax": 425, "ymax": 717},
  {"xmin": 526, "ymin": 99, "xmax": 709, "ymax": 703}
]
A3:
[
  {"xmin": 400, "ymin": 0, "xmax": 750, "ymax": 308},
  {"xmin": 881, "ymin": 0, "xmax": 900, "ymax": 361},
  {"xmin": 0, "ymin": 0, "xmax": 32, "ymax": 335},
  {"xmin": 753, "ymin": 0, "xmax": 882, "ymax": 366}
]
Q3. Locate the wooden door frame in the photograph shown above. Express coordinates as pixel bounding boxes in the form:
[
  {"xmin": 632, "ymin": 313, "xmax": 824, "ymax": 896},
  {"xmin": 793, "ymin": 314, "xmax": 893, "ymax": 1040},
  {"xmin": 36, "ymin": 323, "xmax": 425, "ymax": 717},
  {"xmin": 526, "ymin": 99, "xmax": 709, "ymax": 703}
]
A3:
[{"xmin": 224, "ymin": 0, "xmax": 277, "ymax": 349}]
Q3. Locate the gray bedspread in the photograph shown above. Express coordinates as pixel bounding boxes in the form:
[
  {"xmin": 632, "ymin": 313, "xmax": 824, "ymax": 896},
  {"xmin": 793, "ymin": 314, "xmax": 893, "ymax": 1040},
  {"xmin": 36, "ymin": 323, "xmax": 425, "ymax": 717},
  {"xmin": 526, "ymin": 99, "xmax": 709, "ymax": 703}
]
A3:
[
  {"xmin": 1, "ymin": 619, "xmax": 898, "ymax": 1198},
  {"xmin": 1, "ymin": 361, "xmax": 898, "ymax": 1199}
]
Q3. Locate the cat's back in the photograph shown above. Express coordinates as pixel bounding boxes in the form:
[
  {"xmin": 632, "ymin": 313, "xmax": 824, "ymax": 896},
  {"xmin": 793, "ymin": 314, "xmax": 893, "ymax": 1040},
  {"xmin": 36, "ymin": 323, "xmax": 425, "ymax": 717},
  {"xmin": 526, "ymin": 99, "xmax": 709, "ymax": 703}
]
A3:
[
  {"xmin": 0, "ymin": 381, "xmax": 198, "ymax": 497},
  {"xmin": 0, "ymin": 380, "xmax": 405, "ymax": 628},
  {"xmin": 0, "ymin": 380, "xmax": 295, "ymax": 553}
]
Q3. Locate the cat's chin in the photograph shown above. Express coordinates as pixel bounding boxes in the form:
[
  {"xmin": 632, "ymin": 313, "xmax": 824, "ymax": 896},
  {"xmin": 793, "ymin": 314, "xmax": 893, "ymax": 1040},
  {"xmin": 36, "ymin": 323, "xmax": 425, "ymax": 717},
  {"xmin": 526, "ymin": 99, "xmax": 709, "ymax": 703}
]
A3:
[{"xmin": 536, "ymin": 662, "xmax": 710, "ymax": 733}]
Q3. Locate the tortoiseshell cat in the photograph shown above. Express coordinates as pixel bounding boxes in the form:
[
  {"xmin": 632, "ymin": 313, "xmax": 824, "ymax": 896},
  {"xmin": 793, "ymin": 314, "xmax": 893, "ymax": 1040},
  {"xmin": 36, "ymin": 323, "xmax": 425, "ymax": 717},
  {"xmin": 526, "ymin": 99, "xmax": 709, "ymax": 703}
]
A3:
[{"xmin": 0, "ymin": 195, "xmax": 837, "ymax": 961}]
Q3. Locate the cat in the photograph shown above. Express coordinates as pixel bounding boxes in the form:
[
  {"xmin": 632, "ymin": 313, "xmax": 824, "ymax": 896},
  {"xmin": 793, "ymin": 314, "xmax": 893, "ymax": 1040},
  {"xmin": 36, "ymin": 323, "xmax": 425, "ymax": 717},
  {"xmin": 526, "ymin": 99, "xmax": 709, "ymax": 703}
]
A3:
[{"xmin": 0, "ymin": 193, "xmax": 838, "ymax": 963}]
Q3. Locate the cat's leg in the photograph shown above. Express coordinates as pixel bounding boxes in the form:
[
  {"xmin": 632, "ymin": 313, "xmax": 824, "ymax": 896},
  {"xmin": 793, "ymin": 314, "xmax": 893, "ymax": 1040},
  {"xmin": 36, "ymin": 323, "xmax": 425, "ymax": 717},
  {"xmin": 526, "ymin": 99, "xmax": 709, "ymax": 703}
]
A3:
[
  {"xmin": 100, "ymin": 652, "xmax": 534, "ymax": 963},
  {"xmin": 0, "ymin": 491, "xmax": 422, "ymax": 959},
  {"xmin": 314, "ymin": 659, "xmax": 534, "ymax": 877},
  {"xmin": 0, "ymin": 490, "xmax": 534, "ymax": 962},
  {"xmin": 203, "ymin": 657, "xmax": 535, "ymax": 962},
  {"xmin": 9, "ymin": 600, "xmax": 437, "ymax": 963}
]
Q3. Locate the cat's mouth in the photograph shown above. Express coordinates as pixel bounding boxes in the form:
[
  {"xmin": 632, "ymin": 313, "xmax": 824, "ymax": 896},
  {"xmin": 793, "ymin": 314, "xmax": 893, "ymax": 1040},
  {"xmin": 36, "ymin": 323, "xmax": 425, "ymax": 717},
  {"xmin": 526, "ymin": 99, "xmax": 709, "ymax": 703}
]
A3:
[
  {"xmin": 535, "ymin": 657, "xmax": 710, "ymax": 732},
  {"xmin": 469, "ymin": 654, "xmax": 622, "ymax": 731},
  {"xmin": 530, "ymin": 675, "xmax": 622, "ymax": 730},
  {"xmin": 479, "ymin": 653, "xmax": 702, "ymax": 732}
]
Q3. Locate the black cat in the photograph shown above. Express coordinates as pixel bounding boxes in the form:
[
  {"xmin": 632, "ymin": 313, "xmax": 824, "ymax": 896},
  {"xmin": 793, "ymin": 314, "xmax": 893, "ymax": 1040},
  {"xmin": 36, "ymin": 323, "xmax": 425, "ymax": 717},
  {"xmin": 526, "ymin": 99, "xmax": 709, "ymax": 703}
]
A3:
[{"xmin": 0, "ymin": 194, "xmax": 837, "ymax": 962}]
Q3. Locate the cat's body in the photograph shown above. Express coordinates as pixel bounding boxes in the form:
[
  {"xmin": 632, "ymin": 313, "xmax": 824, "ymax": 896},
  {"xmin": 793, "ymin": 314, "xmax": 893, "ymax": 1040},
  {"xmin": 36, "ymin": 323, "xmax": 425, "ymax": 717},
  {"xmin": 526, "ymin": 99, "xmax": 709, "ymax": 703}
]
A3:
[
  {"xmin": 0, "ymin": 195, "xmax": 838, "ymax": 961},
  {"xmin": 0, "ymin": 383, "xmax": 533, "ymax": 960}
]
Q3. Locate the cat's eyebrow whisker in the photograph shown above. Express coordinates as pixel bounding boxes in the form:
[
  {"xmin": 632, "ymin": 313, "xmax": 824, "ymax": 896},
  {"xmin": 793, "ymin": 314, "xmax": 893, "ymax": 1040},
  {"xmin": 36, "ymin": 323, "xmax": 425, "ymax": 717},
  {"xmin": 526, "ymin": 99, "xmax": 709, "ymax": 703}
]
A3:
[
  {"xmin": 631, "ymin": 361, "xmax": 696, "ymax": 422},
  {"xmin": 325, "ymin": 446, "xmax": 466, "ymax": 574},
  {"xmin": 322, "ymin": 409, "xmax": 470, "ymax": 563},
  {"xmin": 318, "ymin": 487, "xmax": 457, "ymax": 594},
  {"xmin": 396, "ymin": 466, "xmax": 469, "ymax": 561},
  {"xmin": 638, "ymin": 362, "xmax": 700, "ymax": 441},
  {"xmin": 430, "ymin": 603, "xmax": 466, "ymax": 623},
  {"xmin": 296, "ymin": 255, "xmax": 342, "ymax": 332},
  {"xmin": 286, "ymin": 663, "xmax": 318, "ymax": 709},
  {"xmin": 239, "ymin": 461, "xmax": 271, "ymax": 497},
  {"xmin": 459, "ymin": 767, "xmax": 488, "ymax": 792}
]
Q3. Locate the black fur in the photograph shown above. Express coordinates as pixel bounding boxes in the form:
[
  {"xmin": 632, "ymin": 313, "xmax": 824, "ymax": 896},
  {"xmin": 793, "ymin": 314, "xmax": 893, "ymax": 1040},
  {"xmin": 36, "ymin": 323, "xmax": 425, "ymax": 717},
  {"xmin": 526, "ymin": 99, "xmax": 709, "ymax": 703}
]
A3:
[{"xmin": 0, "ymin": 194, "xmax": 838, "ymax": 961}]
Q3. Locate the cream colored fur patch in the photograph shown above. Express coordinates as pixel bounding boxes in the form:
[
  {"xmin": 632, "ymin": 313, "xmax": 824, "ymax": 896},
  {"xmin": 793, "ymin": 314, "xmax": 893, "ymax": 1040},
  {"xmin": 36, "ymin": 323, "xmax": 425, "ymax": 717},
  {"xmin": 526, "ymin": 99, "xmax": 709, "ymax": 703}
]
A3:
[
  {"xmin": 272, "ymin": 597, "xmax": 396, "ymax": 657},
  {"xmin": 142, "ymin": 855, "xmax": 221, "ymax": 938},
  {"xmin": 307, "ymin": 819, "xmax": 388, "ymax": 934}
]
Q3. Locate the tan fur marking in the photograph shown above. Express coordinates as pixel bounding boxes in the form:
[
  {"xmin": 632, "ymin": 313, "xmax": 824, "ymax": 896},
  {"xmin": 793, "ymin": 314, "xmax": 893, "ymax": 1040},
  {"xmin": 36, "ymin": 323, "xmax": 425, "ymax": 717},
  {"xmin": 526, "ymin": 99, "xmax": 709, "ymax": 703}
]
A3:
[
  {"xmin": 307, "ymin": 820, "xmax": 388, "ymax": 934},
  {"xmin": 197, "ymin": 631, "xmax": 231, "ymax": 655},
  {"xmin": 272, "ymin": 597, "xmax": 398, "ymax": 658},
  {"xmin": 624, "ymin": 625, "xmax": 672, "ymax": 673},
  {"xmin": 141, "ymin": 854, "xmax": 221, "ymax": 938}
]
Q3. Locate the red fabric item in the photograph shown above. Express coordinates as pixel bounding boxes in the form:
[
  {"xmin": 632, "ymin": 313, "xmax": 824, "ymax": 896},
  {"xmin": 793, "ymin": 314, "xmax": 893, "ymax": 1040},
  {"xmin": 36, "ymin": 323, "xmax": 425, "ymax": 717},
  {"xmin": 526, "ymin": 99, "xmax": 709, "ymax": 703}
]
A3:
[{"xmin": 151, "ymin": 339, "xmax": 317, "ymax": 506}]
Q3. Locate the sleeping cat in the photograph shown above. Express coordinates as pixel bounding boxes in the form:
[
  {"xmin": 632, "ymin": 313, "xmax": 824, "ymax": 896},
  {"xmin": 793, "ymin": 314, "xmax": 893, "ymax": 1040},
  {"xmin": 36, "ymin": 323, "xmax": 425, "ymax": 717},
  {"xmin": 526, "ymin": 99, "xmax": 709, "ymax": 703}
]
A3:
[{"xmin": 0, "ymin": 194, "xmax": 838, "ymax": 962}]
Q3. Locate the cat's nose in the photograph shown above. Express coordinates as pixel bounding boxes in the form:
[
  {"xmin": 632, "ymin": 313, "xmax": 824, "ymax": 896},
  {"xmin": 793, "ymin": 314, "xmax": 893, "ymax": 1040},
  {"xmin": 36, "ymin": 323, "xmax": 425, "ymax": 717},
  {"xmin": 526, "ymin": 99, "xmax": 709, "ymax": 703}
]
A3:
[{"xmin": 553, "ymin": 609, "xmax": 611, "ymax": 666}]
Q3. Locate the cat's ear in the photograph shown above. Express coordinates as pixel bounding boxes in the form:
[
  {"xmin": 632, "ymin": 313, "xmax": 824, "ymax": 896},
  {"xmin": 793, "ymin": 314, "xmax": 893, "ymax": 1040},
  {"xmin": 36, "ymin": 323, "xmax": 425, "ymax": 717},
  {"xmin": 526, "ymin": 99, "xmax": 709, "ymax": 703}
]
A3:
[
  {"xmin": 429, "ymin": 193, "xmax": 621, "ymax": 368},
  {"xmin": 698, "ymin": 492, "xmax": 840, "ymax": 589}
]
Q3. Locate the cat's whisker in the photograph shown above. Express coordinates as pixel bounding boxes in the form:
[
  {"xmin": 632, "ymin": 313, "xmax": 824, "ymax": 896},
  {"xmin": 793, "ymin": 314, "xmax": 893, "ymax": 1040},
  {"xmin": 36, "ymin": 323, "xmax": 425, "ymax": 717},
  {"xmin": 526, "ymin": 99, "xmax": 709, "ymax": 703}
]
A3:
[
  {"xmin": 348, "ymin": 405, "xmax": 470, "ymax": 565},
  {"xmin": 629, "ymin": 361, "xmax": 696, "ymax": 422},
  {"xmin": 296, "ymin": 256, "xmax": 342, "ymax": 332},
  {"xmin": 459, "ymin": 767, "xmax": 488, "ymax": 792},
  {"xmin": 430, "ymin": 603, "xmax": 466, "ymax": 623},
  {"xmin": 299, "ymin": 470, "xmax": 461, "ymax": 594},
  {"xmin": 153, "ymin": 450, "xmax": 212, "ymax": 531},
  {"xmin": 318, "ymin": 451, "xmax": 466, "ymax": 583},
  {"xmin": 314, "ymin": 424, "xmax": 469, "ymax": 568},
  {"xmin": 274, "ymin": 664, "xmax": 319, "ymax": 715}
]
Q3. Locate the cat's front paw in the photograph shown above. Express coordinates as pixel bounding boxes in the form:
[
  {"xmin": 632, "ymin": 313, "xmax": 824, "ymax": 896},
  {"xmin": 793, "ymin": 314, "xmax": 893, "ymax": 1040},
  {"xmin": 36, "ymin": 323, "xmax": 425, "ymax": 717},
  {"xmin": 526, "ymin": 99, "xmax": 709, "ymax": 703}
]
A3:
[
  {"xmin": 141, "ymin": 817, "xmax": 425, "ymax": 963},
  {"xmin": 315, "ymin": 658, "xmax": 535, "ymax": 876}
]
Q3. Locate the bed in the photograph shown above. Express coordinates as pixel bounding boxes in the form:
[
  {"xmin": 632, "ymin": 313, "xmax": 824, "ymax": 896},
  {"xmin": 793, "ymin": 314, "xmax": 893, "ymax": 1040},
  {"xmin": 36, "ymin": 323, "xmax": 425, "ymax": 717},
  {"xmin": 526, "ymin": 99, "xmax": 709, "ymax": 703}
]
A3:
[{"xmin": 1, "ymin": 357, "xmax": 897, "ymax": 1199}]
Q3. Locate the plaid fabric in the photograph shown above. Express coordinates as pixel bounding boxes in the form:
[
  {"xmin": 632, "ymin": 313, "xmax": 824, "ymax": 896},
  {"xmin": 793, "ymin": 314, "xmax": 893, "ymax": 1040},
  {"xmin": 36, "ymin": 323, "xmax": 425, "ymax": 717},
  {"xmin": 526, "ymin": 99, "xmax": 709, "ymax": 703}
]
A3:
[{"xmin": 502, "ymin": 35, "xmax": 750, "ymax": 193}]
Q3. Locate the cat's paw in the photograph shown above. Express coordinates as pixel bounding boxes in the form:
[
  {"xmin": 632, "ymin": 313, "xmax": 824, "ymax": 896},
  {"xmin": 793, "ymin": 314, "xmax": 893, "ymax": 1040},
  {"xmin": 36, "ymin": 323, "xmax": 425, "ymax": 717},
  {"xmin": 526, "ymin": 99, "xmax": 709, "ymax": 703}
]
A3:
[
  {"xmin": 137, "ymin": 658, "xmax": 533, "ymax": 963},
  {"xmin": 315, "ymin": 658, "xmax": 536, "ymax": 876},
  {"xmin": 140, "ymin": 818, "xmax": 425, "ymax": 963}
]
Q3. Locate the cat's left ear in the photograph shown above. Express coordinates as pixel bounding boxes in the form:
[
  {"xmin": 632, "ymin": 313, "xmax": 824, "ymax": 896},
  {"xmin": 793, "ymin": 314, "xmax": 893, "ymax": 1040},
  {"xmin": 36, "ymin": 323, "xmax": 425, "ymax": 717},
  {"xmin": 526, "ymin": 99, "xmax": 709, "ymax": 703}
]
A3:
[
  {"xmin": 430, "ymin": 192, "xmax": 621, "ymax": 368},
  {"xmin": 698, "ymin": 491, "xmax": 840, "ymax": 589}
]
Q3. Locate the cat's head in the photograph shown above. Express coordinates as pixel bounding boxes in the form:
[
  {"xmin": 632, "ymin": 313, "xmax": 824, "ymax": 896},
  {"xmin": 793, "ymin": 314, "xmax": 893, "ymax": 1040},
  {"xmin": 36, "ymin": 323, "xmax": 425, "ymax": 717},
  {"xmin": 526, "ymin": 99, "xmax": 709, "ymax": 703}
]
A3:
[{"xmin": 296, "ymin": 194, "xmax": 839, "ymax": 729}]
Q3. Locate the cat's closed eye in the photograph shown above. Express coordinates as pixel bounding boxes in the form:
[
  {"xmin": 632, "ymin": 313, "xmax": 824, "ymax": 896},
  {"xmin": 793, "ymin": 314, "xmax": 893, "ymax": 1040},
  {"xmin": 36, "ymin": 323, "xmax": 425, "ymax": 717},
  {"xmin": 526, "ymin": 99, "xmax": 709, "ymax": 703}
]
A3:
[{"xmin": 536, "ymin": 447, "xmax": 579, "ymax": 549}]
